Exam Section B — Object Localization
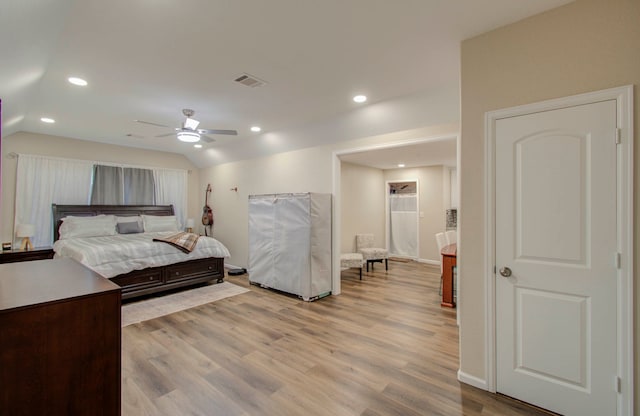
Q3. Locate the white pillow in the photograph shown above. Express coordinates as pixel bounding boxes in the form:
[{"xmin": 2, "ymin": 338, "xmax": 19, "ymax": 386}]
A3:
[
  {"xmin": 142, "ymin": 215, "xmax": 179, "ymax": 232},
  {"xmin": 59, "ymin": 215, "xmax": 117, "ymax": 239}
]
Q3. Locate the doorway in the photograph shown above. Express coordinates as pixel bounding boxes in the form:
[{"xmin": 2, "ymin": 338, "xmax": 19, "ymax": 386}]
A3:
[
  {"xmin": 332, "ymin": 133, "xmax": 459, "ymax": 295},
  {"xmin": 387, "ymin": 180, "xmax": 418, "ymax": 259}
]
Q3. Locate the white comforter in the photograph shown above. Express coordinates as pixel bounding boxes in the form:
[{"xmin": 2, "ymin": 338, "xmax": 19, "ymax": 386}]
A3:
[{"xmin": 53, "ymin": 232, "xmax": 230, "ymax": 278}]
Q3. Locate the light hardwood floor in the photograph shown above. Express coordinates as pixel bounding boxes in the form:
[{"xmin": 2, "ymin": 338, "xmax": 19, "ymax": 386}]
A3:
[{"xmin": 122, "ymin": 260, "xmax": 551, "ymax": 415}]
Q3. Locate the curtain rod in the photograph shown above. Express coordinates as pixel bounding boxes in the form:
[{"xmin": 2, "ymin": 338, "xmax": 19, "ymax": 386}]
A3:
[{"xmin": 11, "ymin": 152, "xmax": 191, "ymax": 174}]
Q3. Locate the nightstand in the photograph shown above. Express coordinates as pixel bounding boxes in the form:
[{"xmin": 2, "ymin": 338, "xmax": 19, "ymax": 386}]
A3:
[{"xmin": 0, "ymin": 247, "xmax": 55, "ymax": 264}]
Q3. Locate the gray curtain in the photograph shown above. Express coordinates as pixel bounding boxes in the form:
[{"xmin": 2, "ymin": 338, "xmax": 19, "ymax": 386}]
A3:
[
  {"xmin": 123, "ymin": 167, "xmax": 155, "ymax": 204},
  {"xmin": 91, "ymin": 165, "xmax": 155, "ymax": 205},
  {"xmin": 91, "ymin": 165, "xmax": 123, "ymax": 204}
]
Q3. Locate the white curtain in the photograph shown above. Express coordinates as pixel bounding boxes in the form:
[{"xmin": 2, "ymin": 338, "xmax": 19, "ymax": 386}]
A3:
[
  {"xmin": 14, "ymin": 155, "xmax": 188, "ymax": 245},
  {"xmin": 15, "ymin": 154, "xmax": 93, "ymax": 247},
  {"xmin": 389, "ymin": 193, "xmax": 418, "ymax": 257},
  {"xmin": 153, "ymin": 169, "xmax": 188, "ymax": 229}
]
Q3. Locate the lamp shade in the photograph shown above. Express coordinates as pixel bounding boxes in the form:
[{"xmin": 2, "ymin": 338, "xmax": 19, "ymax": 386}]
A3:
[
  {"xmin": 186, "ymin": 218, "xmax": 195, "ymax": 228},
  {"xmin": 16, "ymin": 224, "xmax": 35, "ymax": 238},
  {"xmin": 184, "ymin": 118, "xmax": 200, "ymax": 130}
]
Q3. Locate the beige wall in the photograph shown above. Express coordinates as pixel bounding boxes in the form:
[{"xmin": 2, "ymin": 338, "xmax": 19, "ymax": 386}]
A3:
[
  {"xmin": 200, "ymin": 123, "xmax": 459, "ymax": 269},
  {"xmin": 459, "ymin": 0, "xmax": 639, "ymax": 409},
  {"xmin": 1, "ymin": 132, "xmax": 200, "ymax": 244},
  {"xmin": 340, "ymin": 162, "xmax": 385, "ymax": 253},
  {"xmin": 199, "ymin": 145, "xmax": 334, "ymax": 268},
  {"xmin": 384, "ymin": 165, "xmax": 447, "ymax": 262},
  {"xmin": 1, "ymin": 123, "xmax": 458, "ymax": 269},
  {"xmin": 339, "ymin": 163, "xmax": 452, "ymax": 262}
]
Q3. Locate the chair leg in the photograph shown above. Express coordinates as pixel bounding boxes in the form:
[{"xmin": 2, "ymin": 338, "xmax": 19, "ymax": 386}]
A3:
[
  {"xmin": 359, "ymin": 267, "xmax": 362, "ymax": 280},
  {"xmin": 385, "ymin": 258, "xmax": 388, "ymax": 270},
  {"xmin": 366, "ymin": 261, "xmax": 369, "ymax": 272}
]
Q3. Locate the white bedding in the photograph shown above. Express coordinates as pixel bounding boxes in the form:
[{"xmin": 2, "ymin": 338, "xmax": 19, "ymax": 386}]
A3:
[{"xmin": 53, "ymin": 232, "xmax": 230, "ymax": 278}]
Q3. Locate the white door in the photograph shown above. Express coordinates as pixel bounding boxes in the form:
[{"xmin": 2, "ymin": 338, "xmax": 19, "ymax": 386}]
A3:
[{"xmin": 495, "ymin": 100, "xmax": 618, "ymax": 415}]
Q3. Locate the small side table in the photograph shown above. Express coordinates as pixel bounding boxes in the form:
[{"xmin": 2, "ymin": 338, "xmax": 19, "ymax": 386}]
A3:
[
  {"xmin": 440, "ymin": 243, "xmax": 457, "ymax": 308},
  {"xmin": 0, "ymin": 247, "xmax": 55, "ymax": 264}
]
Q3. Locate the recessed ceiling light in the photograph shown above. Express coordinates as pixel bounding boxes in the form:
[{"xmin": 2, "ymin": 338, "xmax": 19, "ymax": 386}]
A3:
[
  {"xmin": 397, "ymin": 163, "xmax": 405, "ymax": 168},
  {"xmin": 68, "ymin": 77, "xmax": 88, "ymax": 86},
  {"xmin": 194, "ymin": 144, "xmax": 203, "ymax": 148},
  {"xmin": 353, "ymin": 95, "xmax": 367, "ymax": 103},
  {"xmin": 40, "ymin": 117, "xmax": 55, "ymax": 123},
  {"xmin": 250, "ymin": 126, "xmax": 261, "ymax": 132}
]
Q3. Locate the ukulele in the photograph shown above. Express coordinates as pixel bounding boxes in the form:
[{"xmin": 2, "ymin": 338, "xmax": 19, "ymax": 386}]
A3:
[{"xmin": 202, "ymin": 184, "xmax": 214, "ymax": 235}]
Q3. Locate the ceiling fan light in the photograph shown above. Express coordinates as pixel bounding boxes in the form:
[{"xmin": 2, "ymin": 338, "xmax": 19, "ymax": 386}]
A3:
[{"xmin": 177, "ymin": 131, "xmax": 200, "ymax": 142}]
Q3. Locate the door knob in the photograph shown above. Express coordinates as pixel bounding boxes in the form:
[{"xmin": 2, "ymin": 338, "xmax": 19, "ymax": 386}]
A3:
[{"xmin": 499, "ymin": 267, "xmax": 512, "ymax": 277}]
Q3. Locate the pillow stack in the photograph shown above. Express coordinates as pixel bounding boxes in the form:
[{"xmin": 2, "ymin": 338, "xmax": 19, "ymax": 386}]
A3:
[
  {"xmin": 58, "ymin": 214, "xmax": 180, "ymax": 239},
  {"xmin": 59, "ymin": 214, "xmax": 117, "ymax": 239}
]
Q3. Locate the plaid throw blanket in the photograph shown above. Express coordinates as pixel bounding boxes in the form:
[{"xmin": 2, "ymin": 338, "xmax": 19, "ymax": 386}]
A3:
[{"xmin": 152, "ymin": 232, "xmax": 200, "ymax": 254}]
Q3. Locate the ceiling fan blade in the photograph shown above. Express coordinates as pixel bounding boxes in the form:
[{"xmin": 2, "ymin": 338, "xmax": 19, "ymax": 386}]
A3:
[
  {"xmin": 134, "ymin": 120, "xmax": 171, "ymax": 128},
  {"xmin": 200, "ymin": 135, "xmax": 216, "ymax": 143},
  {"xmin": 197, "ymin": 128, "xmax": 238, "ymax": 136},
  {"xmin": 125, "ymin": 133, "xmax": 145, "ymax": 139},
  {"xmin": 155, "ymin": 132, "xmax": 176, "ymax": 138}
]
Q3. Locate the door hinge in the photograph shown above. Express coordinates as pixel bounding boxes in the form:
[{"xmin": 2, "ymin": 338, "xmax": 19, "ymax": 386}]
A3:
[
  {"xmin": 615, "ymin": 128, "xmax": 622, "ymax": 144},
  {"xmin": 493, "ymin": 265, "xmax": 496, "ymax": 274},
  {"xmin": 615, "ymin": 376, "xmax": 622, "ymax": 393},
  {"xmin": 614, "ymin": 252, "xmax": 621, "ymax": 269}
]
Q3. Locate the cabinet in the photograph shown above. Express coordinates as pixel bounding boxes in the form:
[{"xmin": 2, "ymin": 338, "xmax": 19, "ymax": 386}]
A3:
[
  {"xmin": 0, "ymin": 259, "xmax": 121, "ymax": 415},
  {"xmin": 248, "ymin": 193, "xmax": 332, "ymax": 301},
  {"xmin": 0, "ymin": 246, "xmax": 54, "ymax": 263}
]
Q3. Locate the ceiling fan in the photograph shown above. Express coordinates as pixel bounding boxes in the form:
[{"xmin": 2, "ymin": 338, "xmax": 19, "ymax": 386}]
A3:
[{"xmin": 135, "ymin": 109, "xmax": 238, "ymax": 143}]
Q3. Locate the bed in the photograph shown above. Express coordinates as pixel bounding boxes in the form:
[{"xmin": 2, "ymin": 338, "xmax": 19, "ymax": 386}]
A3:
[{"xmin": 52, "ymin": 204, "xmax": 230, "ymax": 300}]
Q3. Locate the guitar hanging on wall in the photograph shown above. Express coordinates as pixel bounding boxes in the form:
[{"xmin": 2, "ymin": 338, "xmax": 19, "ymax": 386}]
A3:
[{"xmin": 202, "ymin": 184, "xmax": 214, "ymax": 236}]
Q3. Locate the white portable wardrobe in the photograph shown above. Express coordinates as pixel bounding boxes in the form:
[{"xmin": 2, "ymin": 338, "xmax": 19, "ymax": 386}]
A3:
[{"xmin": 248, "ymin": 193, "xmax": 332, "ymax": 301}]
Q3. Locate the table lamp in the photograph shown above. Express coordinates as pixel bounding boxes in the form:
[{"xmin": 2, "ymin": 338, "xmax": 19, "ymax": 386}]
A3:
[
  {"xmin": 186, "ymin": 218, "xmax": 195, "ymax": 233},
  {"xmin": 16, "ymin": 224, "xmax": 35, "ymax": 250}
]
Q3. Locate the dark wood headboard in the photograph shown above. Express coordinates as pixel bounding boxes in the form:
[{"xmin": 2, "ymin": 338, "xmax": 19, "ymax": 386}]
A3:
[{"xmin": 51, "ymin": 204, "xmax": 174, "ymax": 242}]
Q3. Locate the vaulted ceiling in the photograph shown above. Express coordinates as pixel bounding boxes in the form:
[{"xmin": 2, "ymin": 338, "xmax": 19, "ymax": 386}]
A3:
[{"xmin": 1, "ymin": 0, "xmax": 573, "ymax": 168}]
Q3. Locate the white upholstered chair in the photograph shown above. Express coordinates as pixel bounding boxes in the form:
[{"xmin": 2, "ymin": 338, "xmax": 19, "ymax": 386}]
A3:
[
  {"xmin": 435, "ymin": 232, "xmax": 447, "ymax": 295},
  {"xmin": 340, "ymin": 253, "xmax": 365, "ymax": 280},
  {"xmin": 435, "ymin": 232, "xmax": 447, "ymax": 274},
  {"xmin": 445, "ymin": 230, "xmax": 457, "ymax": 246},
  {"xmin": 356, "ymin": 234, "xmax": 388, "ymax": 272}
]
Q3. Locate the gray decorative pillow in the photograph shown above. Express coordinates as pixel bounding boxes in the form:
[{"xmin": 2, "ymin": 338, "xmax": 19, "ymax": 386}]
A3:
[{"xmin": 117, "ymin": 221, "xmax": 144, "ymax": 234}]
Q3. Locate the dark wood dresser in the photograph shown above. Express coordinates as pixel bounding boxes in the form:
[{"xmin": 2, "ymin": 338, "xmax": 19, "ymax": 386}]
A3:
[{"xmin": 0, "ymin": 258, "xmax": 121, "ymax": 415}]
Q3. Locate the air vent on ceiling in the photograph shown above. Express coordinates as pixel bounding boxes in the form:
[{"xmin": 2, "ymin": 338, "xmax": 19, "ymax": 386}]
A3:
[{"xmin": 234, "ymin": 73, "xmax": 267, "ymax": 88}]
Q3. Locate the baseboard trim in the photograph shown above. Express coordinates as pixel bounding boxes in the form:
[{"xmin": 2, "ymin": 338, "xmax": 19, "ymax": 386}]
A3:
[
  {"xmin": 416, "ymin": 258, "xmax": 440, "ymax": 266},
  {"xmin": 457, "ymin": 370, "xmax": 489, "ymax": 391},
  {"xmin": 224, "ymin": 263, "xmax": 242, "ymax": 270}
]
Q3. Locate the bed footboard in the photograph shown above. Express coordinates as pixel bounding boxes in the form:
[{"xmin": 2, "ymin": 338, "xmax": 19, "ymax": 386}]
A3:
[{"xmin": 111, "ymin": 257, "xmax": 225, "ymax": 300}]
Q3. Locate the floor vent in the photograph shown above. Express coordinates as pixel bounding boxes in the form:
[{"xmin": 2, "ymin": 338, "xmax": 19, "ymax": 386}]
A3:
[{"xmin": 234, "ymin": 73, "xmax": 267, "ymax": 88}]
